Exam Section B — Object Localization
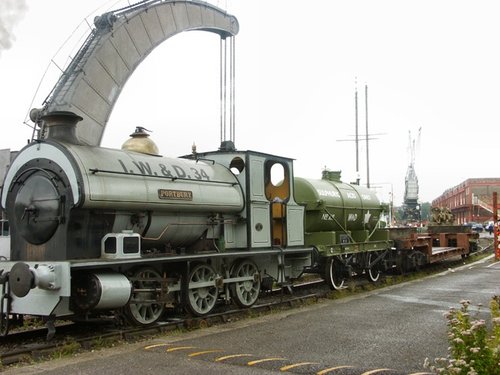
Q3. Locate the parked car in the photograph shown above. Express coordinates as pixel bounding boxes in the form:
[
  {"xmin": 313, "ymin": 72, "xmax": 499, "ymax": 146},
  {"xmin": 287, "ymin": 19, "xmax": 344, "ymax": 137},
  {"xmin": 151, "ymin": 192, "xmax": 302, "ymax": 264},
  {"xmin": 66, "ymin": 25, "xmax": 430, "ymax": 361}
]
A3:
[{"xmin": 465, "ymin": 222, "xmax": 483, "ymax": 232}]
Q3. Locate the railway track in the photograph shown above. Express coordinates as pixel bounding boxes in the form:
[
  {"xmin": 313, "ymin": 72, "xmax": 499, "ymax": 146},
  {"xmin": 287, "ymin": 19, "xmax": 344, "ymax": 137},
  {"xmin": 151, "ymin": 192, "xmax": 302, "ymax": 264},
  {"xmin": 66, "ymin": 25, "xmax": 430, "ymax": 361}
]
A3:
[
  {"xmin": 0, "ymin": 284, "xmax": 325, "ymax": 368},
  {"xmin": 0, "ymin": 241, "xmax": 493, "ymax": 370}
]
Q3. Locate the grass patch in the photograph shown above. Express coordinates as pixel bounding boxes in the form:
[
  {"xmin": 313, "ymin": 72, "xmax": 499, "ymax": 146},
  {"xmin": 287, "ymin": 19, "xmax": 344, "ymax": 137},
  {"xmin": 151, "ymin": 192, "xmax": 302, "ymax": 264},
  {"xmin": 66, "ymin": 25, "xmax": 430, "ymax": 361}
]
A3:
[{"xmin": 50, "ymin": 341, "xmax": 81, "ymax": 360}]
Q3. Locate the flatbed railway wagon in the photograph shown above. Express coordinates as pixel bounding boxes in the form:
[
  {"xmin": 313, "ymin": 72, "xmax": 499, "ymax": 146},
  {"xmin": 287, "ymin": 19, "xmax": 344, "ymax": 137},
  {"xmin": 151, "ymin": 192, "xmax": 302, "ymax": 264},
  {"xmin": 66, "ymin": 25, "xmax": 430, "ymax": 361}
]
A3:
[{"xmin": 386, "ymin": 225, "xmax": 479, "ymax": 273}]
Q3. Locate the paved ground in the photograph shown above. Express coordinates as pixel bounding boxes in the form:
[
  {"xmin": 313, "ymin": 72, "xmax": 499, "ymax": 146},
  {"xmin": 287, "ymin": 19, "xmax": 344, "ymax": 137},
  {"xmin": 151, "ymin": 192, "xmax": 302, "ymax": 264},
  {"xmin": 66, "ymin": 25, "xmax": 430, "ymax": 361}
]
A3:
[{"xmin": 4, "ymin": 255, "xmax": 499, "ymax": 375}]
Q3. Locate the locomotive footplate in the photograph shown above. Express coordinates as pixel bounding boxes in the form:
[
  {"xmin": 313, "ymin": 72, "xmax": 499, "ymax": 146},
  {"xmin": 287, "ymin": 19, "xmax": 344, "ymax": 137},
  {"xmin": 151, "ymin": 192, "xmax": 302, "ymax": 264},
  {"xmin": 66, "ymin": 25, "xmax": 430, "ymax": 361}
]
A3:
[{"xmin": 69, "ymin": 248, "xmax": 314, "ymax": 270}]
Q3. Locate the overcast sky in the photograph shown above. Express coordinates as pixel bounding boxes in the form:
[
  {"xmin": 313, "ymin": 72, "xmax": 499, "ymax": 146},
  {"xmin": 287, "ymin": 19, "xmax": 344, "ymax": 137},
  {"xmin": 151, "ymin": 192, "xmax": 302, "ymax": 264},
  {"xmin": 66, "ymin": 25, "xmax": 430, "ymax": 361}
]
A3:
[{"xmin": 0, "ymin": 0, "xmax": 499, "ymax": 206}]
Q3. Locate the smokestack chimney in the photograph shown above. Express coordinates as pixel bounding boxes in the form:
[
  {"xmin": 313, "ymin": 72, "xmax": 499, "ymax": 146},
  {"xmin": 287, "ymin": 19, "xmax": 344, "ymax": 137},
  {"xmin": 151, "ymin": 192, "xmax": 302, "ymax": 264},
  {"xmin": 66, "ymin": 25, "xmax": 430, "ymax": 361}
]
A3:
[{"xmin": 40, "ymin": 111, "xmax": 83, "ymax": 144}]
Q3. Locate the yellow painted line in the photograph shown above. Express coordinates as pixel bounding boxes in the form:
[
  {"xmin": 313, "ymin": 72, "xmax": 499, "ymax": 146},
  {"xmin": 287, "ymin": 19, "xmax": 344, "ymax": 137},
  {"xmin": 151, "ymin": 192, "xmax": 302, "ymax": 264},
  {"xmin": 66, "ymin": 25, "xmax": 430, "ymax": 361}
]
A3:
[
  {"xmin": 215, "ymin": 354, "xmax": 253, "ymax": 362},
  {"xmin": 317, "ymin": 365, "xmax": 354, "ymax": 374},
  {"xmin": 188, "ymin": 350, "xmax": 223, "ymax": 357},
  {"xmin": 361, "ymin": 369, "xmax": 395, "ymax": 375},
  {"xmin": 248, "ymin": 357, "xmax": 286, "ymax": 366},
  {"xmin": 144, "ymin": 343, "xmax": 170, "ymax": 350},
  {"xmin": 166, "ymin": 346, "xmax": 197, "ymax": 352},
  {"xmin": 281, "ymin": 362, "xmax": 318, "ymax": 371}
]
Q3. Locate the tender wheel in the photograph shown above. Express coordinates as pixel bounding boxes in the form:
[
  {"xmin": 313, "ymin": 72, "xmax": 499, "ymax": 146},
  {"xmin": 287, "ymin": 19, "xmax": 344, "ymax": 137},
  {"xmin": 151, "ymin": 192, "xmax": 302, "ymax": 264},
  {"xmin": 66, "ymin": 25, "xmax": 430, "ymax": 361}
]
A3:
[
  {"xmin": 230, "ymin": 259, "xmax": 261, "ymax": 308},
  {"xmin": 187, "ymin": 263, "xmax": 219, "ymax": 316},
  {"xmin": 125, "ymin": 267, "xmax": 165, "ymax": 325},
  {"xmin": 325, "ymin": 257, "xmax": 345, "ymax": 290},
  {"xmin": 366, "ymin": 252, "xmax": 381, "ymax": 282}
]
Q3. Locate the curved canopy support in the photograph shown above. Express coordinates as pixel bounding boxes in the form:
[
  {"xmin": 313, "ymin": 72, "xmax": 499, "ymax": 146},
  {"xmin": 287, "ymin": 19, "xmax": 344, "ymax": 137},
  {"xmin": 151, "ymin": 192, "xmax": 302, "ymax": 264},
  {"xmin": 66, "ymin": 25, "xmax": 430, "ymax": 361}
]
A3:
[{"xmin": 40, "ymin": 0, "xmax": 239, "ymax": 146}]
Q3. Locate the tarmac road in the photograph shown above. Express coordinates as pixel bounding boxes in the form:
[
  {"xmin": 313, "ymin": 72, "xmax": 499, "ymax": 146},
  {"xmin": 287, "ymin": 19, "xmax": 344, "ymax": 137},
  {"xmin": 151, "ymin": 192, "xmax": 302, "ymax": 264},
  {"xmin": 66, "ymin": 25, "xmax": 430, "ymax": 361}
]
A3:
[{"xmin": 5, "ymin": 256, "xmax": 499, "ymax": 375}]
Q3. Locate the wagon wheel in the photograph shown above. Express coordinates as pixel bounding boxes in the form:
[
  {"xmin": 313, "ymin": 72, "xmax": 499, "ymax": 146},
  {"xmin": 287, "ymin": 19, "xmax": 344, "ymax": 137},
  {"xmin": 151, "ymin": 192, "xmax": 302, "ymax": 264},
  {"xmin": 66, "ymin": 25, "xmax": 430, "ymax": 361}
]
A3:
[
  {"xmin": 187, "ymin": 263, "xmax": 219, "ymax": 316},
  {"xmin": 230, "ymin": 259, "xmax": 261, "ymax": 308},
  {"xmin": 125, "ymin": 267, "xmax": 165, "ymax": 325},
  {"xmin": 366, "ymin": 252, "xmax": 381, "ymax": 282},
  {"xmin": 325, "ymin": 257, "xmax": 345, "ymax": 290},
  {"xmin": 400, "ymin": 251, "xmax": 423, "ymax": 273},
  {"xmin": 411, "ymin": 251, "xmax": 427, "ymax": 271}
]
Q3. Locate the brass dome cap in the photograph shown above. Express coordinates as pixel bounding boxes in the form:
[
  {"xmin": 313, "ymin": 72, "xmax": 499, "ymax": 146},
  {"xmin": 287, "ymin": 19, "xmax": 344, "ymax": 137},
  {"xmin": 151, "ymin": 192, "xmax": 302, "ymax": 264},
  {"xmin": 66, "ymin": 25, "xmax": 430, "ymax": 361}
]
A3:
[{"xmin": 121, "ymin": 127, "xmax": 159, "ymax": 156}]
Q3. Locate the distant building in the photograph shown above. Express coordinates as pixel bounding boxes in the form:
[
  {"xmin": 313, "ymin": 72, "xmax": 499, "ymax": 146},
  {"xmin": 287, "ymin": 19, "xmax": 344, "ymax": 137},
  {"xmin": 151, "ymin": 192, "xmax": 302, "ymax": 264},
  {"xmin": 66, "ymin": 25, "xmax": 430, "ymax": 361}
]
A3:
[
  {"xmin": 432, "ymin": 178, "xmax": 500, "ymax": 224},
  {"xmin": 0, "ymin": 149, "xmax": 17, "ymax": 259}
]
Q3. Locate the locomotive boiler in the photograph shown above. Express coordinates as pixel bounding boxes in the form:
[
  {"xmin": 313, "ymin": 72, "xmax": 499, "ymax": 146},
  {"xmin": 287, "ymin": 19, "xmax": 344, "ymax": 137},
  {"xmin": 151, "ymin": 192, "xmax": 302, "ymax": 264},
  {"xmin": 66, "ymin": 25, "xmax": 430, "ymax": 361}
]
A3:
[{"xmin": 4, "ymin": 113, "xmax": 244, "ymax": 262}]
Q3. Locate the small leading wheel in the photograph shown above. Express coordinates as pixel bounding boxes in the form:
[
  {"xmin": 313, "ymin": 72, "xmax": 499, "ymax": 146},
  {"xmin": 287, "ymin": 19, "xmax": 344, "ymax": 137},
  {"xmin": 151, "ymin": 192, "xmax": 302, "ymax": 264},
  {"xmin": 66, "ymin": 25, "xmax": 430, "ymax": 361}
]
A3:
[
  {"xmin": 325, "ymin": 257, "xmax": 345, "ymax": 290},
  {"xmin": 230, "ymin": 259, "xmax": 261, "ymax": 308},
  {"xmin": 125, "ymin": 267, "xmax": 165, "ymax": 326},
  {"xmin": 187, "ymin": 263, "xmax": 219, "ymax": 316},
  {"xmin": 366, "ymin": 252, "xmax": 381, "ymax": 282}
]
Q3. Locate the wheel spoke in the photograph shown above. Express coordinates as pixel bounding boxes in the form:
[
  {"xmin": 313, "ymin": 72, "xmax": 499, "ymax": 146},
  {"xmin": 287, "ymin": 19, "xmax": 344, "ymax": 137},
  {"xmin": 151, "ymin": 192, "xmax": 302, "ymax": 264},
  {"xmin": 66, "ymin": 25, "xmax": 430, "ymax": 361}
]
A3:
[
  {"xmin": 325, "ymin": 257, "xmax": 345, "ymax": 290},
  {"xmin": 125, "ymin": 267, "xmax": 165, "ymax": 326},
  {"xmin": 366, "ymin": 253, "xmax": 380, "ymax": 282},
  {"xmin": 187, "ymin": 263, "xmax": 218, "ymax": 316},
  {"xmin": 230, "ymin": 259, "xmax": 260, "ymax": 308}
]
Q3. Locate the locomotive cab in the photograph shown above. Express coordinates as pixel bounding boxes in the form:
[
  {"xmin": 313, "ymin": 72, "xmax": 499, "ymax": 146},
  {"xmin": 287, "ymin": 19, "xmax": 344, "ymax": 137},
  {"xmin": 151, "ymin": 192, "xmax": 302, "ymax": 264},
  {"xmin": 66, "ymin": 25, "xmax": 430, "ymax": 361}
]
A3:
[{"xmin": 183, "ymin": 148, "xmax": 306, "ymax": 252}]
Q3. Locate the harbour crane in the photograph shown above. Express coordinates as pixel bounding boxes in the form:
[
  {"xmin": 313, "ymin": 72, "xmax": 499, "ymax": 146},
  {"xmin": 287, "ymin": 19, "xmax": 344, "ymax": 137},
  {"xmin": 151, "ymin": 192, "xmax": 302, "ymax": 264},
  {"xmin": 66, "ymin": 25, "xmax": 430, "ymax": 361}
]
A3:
[{"xmin": 402, "ymin": 127, "xmax": 421, "ymax": 223}]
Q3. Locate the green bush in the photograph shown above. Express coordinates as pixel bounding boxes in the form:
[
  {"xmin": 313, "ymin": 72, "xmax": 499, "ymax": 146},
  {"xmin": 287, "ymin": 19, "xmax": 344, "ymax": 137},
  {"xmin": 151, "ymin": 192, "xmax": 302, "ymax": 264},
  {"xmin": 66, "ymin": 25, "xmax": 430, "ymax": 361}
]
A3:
[{"xmin": 426, "ymin": 296, "xmax": 500, "ymax": 374}]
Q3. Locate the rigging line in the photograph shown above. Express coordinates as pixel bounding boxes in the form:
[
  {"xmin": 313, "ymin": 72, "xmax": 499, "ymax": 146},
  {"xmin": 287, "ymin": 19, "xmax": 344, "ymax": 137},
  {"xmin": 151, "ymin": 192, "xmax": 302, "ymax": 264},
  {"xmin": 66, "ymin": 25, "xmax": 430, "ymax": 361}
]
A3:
[
  {"xmin": 38, "ymin": 1, "xmax": 121, "ymax": 111},
  {"xmin": 231, "ymin": 36, "xmax": 236, "ymax": 144},
  {"xmin": 48, "ymin": 7, "xmax": 101, "ymax": 71},
  {"xmin": 23, "ymin": 17, "xmax": 94, "ymax": 126},
  {"xmin": 35, "ymin": 19, "xmax": 95, "ymax": 112},
  {"xmin": 50, "ymin": 59, "xmax": 66, "ymax": 74},
  {"xmin": 219, "ymin": 37, "xmax": 223, "ymax": 143},
  {"xmin": 84, "ymin": 0, "xmax": 123, "ymax": 21},
  {"xmin": 50, "ymin": 20, "xmax": 90, "ymax": 60},
  {"xmin": 23, "ymin": 60, "xmax": 53, "ymax": 126},
  {"xmin": 219, "ymin": 37, "xmax": 229, "ymax": 143},
  {"xmin": 229, "ymin": 37, "xmax": 233, "ymax": 142},
  {"xmin": 64, "ymin": 28, "xmax": 94, "ymax": 70},
  {"xmin": 223, "ymin": 37, "xmax": 228, "ymax": 141}
]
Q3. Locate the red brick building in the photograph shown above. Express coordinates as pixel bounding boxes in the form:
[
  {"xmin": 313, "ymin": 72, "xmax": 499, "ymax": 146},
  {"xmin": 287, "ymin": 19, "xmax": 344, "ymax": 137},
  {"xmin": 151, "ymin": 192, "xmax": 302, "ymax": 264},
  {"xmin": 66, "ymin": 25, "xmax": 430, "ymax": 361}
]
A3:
[{"xmin": 432, "ymin": 178, "xmax": 500, "ymax": 224}]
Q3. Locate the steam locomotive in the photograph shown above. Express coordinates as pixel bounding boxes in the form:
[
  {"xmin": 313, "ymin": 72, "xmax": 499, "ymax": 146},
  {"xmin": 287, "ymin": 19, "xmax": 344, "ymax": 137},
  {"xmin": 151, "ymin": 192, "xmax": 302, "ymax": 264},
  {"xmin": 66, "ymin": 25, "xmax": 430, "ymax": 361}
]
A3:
[{"xmin": 0, "ymin": 111, "xmax": 392, "ymax": 334}]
